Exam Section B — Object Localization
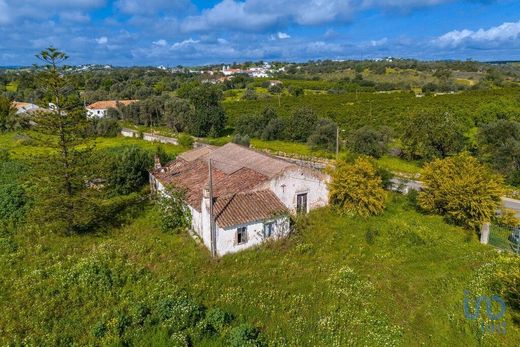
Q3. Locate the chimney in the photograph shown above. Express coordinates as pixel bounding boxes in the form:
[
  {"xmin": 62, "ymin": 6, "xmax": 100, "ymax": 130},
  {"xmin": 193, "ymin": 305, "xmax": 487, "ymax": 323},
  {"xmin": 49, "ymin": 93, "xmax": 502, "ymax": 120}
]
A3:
[{"xmin": 154, "ymin": 155, "xmax": 162, "ymax": 171}]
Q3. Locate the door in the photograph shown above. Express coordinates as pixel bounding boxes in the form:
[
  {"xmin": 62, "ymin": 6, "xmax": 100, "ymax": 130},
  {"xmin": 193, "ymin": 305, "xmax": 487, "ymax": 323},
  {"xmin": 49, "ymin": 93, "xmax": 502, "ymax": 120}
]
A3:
[{"xmin": 296, "ymin": 193, "xmax": 308, "ymax": 214}]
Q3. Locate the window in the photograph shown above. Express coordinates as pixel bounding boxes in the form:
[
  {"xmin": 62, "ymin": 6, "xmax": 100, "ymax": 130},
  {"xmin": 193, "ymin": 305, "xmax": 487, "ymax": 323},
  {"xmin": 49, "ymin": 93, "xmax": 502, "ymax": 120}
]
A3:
[
  {"xmin": 237, "ymin": 226, "xmax": 247, "ymax": 245},
  {"xmin": 296, "ymin": 193, "xmax": 308, "ymax": 214},
  {"xmin": 263, "ymin": 222, "xmax": 274, "ymax": 238}
]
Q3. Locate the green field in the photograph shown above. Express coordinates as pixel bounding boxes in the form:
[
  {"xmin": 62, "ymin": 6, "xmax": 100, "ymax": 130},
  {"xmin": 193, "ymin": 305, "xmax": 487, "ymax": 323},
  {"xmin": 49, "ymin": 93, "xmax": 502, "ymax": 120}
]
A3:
[
  {"xmin": 1, "ymin": 194, "xmax": 518, "ymax": 345},
  {"xmin": 0, "ymin": 132, "xmax": 184, "ymax": 158}
]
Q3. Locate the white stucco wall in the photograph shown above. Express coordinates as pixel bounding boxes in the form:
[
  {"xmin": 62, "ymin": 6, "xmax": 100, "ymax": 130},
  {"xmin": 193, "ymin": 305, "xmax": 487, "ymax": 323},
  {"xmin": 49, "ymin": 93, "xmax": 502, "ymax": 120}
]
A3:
[
  {"xmin": 263, "ymin": 167, "xmax": 329, "ymax": 213},
  {"xmin": 86, "ymin": 108, "xmax": 106, "ymax": 118},
  {"xmin": 216, "ymin": 216, "xmax": 290, "ymax": 256}
]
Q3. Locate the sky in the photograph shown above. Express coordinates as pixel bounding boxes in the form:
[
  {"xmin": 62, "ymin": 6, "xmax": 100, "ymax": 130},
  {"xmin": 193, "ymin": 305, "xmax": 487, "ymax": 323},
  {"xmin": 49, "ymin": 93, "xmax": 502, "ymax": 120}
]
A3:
[{"xmin": 1, "ymin": 0, "xmax": 520, "ymax": 66}]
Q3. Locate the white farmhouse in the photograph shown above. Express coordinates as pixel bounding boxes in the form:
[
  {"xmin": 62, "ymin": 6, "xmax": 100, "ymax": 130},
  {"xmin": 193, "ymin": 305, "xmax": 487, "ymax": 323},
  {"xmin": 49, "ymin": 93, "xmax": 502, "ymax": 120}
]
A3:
[
  {"xmin": 150, "ymin": 143, "xmax": 329, "ymax": 256},
  {"xmin": 86, "ymin": 100, "xmax": 137, "ymax": 118}
]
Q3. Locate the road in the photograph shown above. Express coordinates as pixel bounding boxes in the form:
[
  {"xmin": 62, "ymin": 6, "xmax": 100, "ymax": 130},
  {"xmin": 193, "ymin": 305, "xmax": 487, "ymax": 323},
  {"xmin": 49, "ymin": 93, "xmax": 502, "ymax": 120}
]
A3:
[{"xmin": 502, "ymin": 197, "xmax": 520, "ymax": 218}]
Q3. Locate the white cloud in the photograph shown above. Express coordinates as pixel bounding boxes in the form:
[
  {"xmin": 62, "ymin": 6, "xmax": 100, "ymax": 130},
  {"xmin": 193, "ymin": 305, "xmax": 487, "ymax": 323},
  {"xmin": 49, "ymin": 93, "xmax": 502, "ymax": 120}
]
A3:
[
  {"xmin": 277, "ymin": 32, "xmax": 290, "ymax": 39},
  {"xmin": 181, "ymin": 0, "xmax": 456, "ymax": 33},
  {"xmin": 60, "ymin": 11, "xmax": 90, "ymax": 22},
  {"xmin": 96, "ymin": 36, "xmax": 108, "ymax": 44},
  {"xmin": 171, "ymin": 38, "xmax": 199, "ymax": 49},
  {"xmin": 370, "ymin": 37, "xmax": 388, "ymax": 47},
  {"xmin": 0, "ymin": 1, "xmax": 9, "ymax": 25},
  {"xmin": 435, "ymin": 20, "xmax": 520, "ymax": 47},
  {"xmin": 115, "ymin": 0, "xmax": 192, "ymax": 15},
  {"xmin": 153, "ymin": 39, "xmax": 167, "ymax": 46}
]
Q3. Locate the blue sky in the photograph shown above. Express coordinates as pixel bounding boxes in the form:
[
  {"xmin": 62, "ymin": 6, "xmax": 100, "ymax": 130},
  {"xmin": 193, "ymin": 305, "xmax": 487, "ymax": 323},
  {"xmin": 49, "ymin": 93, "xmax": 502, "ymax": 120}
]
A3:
[{"xmin": 1, "ymin": 0, "xmax": 520, "ymax": 66}]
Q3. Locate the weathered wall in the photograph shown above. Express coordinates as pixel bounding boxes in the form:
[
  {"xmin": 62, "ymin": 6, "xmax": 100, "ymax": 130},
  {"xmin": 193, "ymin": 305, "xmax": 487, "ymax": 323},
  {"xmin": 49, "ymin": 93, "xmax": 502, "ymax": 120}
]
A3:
[
  {"xmin": 216, "ymin": 216, "xmax": 290, "ymax": 256},
  {"xmin": 262, "ymin": 167, "xmax": 329, "ymax": 213}
]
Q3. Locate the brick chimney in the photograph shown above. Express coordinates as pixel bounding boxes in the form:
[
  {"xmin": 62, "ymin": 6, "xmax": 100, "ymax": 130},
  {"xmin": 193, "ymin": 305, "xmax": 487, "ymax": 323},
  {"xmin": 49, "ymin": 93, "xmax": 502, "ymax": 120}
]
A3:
[{"xmin": 154, "ymin": 155, "xmax": 162, "ymax": 171}]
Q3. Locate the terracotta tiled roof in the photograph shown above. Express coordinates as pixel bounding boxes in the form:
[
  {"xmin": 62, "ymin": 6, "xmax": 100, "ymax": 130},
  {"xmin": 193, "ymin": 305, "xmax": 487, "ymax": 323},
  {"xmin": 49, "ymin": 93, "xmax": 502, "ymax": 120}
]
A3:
[
  {"xmin": 12, "ymin": 102, "xmax": 34, "ymax": 109},
  {"xmin": 154, "ymin": 157, "xmax": 269, "ymax": 211},
  {"xmin": 214, "ymin": 190, "xmax": 287, "ymax": 228},
  {"xmin": 87, "ymin": 100, "xmax": 138, "ymax": 110},
  {"xmin": 190, "ymin": 142, "xmax": 296, "ymax": 177},
  {"xmin": 153, "ymin": 143, "xmax": 297, "ymax": 227}
]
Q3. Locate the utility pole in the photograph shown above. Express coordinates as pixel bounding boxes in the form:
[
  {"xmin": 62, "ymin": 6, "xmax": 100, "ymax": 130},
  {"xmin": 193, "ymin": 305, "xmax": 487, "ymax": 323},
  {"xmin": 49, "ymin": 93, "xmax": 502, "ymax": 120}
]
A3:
[
  {"xmin": 208, "ymin": 159, "xmax": 217, "ymax": 258},
  {"xmin": 336, "ymin": 126, "xmax": 341, "ymax": 159}
]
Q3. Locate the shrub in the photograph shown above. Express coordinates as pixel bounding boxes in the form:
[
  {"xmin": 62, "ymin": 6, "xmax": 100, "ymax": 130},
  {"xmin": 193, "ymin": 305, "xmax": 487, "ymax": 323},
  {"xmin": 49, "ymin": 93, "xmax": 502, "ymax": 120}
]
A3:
[
  {"xmin": 232, "ymin": 134, "xmax": 250, "ymax": 147},
  {"xmin": 0, "ymin": 183, "xmax": 27, "ymax": 226},
  {"xmin": 205, "ymin": 308, "xmax": 233, "ymax": 333},
  {"xmin": 157, "ymin": 190, "xmax": 191, "ymax": 234},
  {"xmin": 88, "ymin": 118, "xmax": 121, "ymax": 137},
  {"xmin": 177, "ymin": 133, "xmax": 194, "ymax": 148},
  {"xmin": 227, "ymin": 324, "xmax": 264, "ymax": 347},
  {"xmin": 418, "ymin": 152, "xmax": 505, "ymax": 230},
  {"xmin": 242, "ymin": 88, "xmax": 258, "ymax": 100},
  {"xmin": 108, "ymin": 146, "xmax": 153, "ymax": 195},
  {"xmin": 328, "ymin": 156, "xmax": 387, "ymax": 217}
]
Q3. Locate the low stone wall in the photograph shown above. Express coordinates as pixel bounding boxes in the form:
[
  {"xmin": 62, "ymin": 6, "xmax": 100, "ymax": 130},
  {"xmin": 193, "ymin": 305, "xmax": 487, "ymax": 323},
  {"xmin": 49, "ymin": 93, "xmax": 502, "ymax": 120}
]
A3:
[
  {"xmin": 142, "ymin": 133, "xmax": 179, "ymax": 145},
  {"xmin": 121, "ymin": 128, "xmax": 139, "ymax": 138},
  {"xmin": 120, "ymin": 128, "xmax": 179, "ymax": 145}
]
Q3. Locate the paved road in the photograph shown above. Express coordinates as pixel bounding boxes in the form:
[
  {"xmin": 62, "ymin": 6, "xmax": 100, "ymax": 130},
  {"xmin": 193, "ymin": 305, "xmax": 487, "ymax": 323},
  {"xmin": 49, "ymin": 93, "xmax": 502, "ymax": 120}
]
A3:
[{"xmin": 502, "ymin": 197, "xmax": 520, "ymax": 218}]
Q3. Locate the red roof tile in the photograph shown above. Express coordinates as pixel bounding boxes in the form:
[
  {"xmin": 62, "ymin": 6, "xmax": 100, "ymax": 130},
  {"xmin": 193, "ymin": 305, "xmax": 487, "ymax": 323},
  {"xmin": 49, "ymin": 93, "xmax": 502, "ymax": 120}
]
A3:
[
  {"xmin": 87, "ymin": 100, "xmax": 138, "ymax": 110},
  {"xmin": 214, "ymin": 190, "xmax": 287, "ymax": 228}
]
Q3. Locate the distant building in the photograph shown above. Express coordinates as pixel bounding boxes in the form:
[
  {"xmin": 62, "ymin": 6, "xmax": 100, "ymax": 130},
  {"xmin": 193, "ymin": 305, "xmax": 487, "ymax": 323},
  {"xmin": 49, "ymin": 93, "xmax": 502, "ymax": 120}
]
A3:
[
  {"xmin": 222, "ymin": 65, "xmax": 243, "ymax": 76},
  {"xmin": 86, "ymin": 100, "xmax": 138, "ymax": 118},
  {"xmin": 12, "ymin": 102, "xmax": 40, "ymax": 114},
  {"xmin": 150, "ymin": 143, "xmax": 329, "ymax": 256}
]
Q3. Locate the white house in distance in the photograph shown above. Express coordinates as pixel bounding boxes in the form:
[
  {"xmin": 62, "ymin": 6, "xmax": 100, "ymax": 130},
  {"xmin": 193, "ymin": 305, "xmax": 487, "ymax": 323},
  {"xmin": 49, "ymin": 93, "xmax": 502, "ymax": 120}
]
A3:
[
  {"xmin": 86, "ymin": 100, "xmax": 137, "ymax": 118},
  {"xmin": 12, "ymin": 101, "xmax": 40, "ymax": 114},
  {"xmin": 150, "ymin": 143, "xmax": 329, "ymax": 256}
]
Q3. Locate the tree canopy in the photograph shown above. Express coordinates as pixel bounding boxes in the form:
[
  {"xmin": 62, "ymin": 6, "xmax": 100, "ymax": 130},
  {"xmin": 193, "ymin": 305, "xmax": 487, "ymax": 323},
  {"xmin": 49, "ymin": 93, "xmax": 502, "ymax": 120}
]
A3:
[{"xmin": 418, "ymin": 153, "xmax": 506, "ymax": 230}]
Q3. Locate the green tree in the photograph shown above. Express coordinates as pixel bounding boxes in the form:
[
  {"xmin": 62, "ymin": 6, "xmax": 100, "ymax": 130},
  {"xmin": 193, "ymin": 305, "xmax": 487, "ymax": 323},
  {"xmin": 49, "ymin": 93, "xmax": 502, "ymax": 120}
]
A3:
[
  {"xmin": 328, "ymin": 156, "xmax": 387, "ymax": 217},
  {"xmin": 108, "ymin": 146, "xmax": 153, "ymax": 196},
  {"xmin": 30, "ymin": 47, "xmax": 98, "ymax": 233},
  {"xmin": 290, "ymin": 106, "xmax": 318, "ymax": 142},
  {"xmin": 180, "ymin": 84, "xmax": 226, "ymax": 137},
  {"xmin": 0, "ymin": 95, "xmax": 16, "ymax": 133},
  {"xmin": 348, "ymin": 126, "xmax": 393, "ymax": 158},
  {"xmin": 477, "ymin": 120, "xmax": 520, "ymax": 186},
  {"xmin": 402, "ymin": 110, "xmax": 466, "ymax": 160},
  {"xmin": 307, "ymin": 118, "xmax": 337, "ymax": 151},
  {"xmin": 418, "ymin": 153, "xmax": 506, "ymax": 230},
  {"xmin": 163, "ymin": 96, "xmax": 194, "ymax": 133}
]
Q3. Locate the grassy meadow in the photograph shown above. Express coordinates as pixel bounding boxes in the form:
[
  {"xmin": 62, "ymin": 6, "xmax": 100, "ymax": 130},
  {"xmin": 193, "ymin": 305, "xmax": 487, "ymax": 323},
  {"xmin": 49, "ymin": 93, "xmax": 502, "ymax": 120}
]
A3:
[{"xmin": 1, "ymin": 193, "xmax": 519, "ymax": 345}]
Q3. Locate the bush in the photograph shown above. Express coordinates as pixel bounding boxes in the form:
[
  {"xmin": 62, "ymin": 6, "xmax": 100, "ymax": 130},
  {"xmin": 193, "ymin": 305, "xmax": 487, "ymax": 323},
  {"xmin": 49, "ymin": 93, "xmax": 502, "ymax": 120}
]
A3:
[
  {"xmin": 328, "ymin": 156, "xmax": 387, "ymax": 217},
  {"xmin": 88, "ymin": 118, "xmax": 121, "ymax": 137},
  {"xmin": 177, "ymin": 133, "xmax": 194, "ymax": 148},
  {"xmin": 418, "ymin": 152, "xmax": 506, "ymax": 230},
  {"xmin": 242, "ymin": 88, "xmax": 258, "ymax": 100},
  {"xmin": 0, "ymin": 183, "xmax": 27, "ymax": 226},
  {"xmin": 205, "ymin": 308, "xmax": 233, "ymax": 333},
  {"xmin": 232, "ymin": 134, "xmax": 250, "ymax": 147},
  {"xmin": 157, "ymin": 190, "xmax": 191, "ymax": 234},
  {"xmin": 108, "ymin": 146, "xmax": 153, "ymax": 195},
  {"xmin": 227, "ymin": 324, "xmax": 264, "ymax": 347}
]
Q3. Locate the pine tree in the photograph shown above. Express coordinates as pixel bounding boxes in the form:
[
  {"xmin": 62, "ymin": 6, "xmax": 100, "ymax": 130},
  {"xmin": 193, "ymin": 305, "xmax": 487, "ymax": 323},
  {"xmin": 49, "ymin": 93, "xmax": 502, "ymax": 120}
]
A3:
[{"xmin": 29, "ymin": 47, "xmax": 98, "ymax": 234}]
